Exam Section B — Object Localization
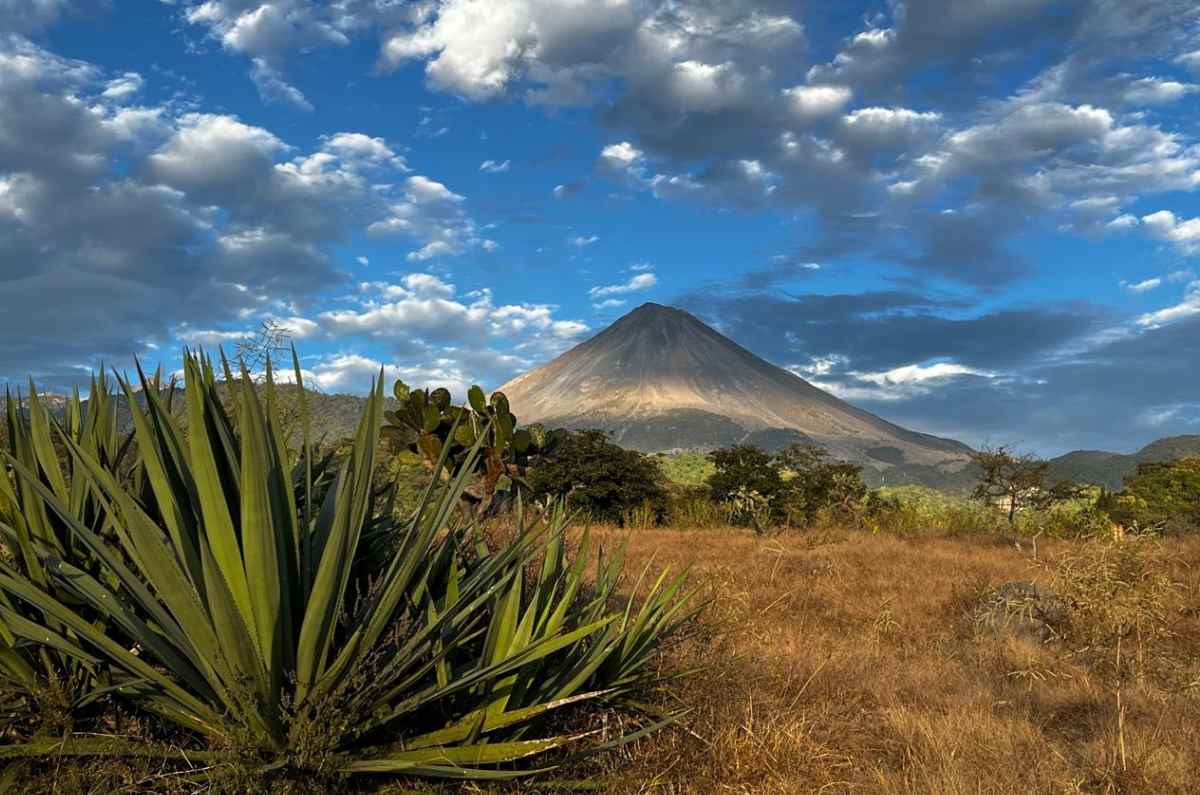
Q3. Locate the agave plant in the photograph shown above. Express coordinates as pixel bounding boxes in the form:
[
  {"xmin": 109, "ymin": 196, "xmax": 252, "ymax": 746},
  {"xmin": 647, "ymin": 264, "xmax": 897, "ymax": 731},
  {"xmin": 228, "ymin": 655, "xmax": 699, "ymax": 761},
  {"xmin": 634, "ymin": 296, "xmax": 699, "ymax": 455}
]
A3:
[
  {"xmin": 0, "ymin": 371, "xmax": 143, "ymax": 729},
  {"xmin": 0, "ymin": 351, "xmax": 696, "ymax": 783}
]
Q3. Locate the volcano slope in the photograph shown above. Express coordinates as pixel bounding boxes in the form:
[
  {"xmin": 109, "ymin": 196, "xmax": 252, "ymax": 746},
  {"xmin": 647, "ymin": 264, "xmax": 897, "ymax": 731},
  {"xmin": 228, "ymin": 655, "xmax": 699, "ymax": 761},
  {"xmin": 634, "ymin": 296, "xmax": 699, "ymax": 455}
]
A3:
[{"xmin": 498, "ymin": 303, "xmax": 972, "ymax": 487}]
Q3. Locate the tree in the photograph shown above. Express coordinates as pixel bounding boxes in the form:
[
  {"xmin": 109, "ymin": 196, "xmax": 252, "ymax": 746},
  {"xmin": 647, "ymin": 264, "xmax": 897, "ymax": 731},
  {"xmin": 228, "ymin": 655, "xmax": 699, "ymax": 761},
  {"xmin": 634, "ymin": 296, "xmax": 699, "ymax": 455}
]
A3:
[
  {"xmin": 234, "ymin": 317, "xmax": 295, "ymax": 378},
  {"xmin": 776, "ymin": 443, "xmax": 867, "ymax": 525},
  {"xmin": 1100, "ymin": 457, "xmax": 1200, "ymax": 532},
  {"xmin": 529, "ymin": 429, "xmax": 667, "ymax": 525},
  {"xmin": 970, "ymin": 445, "xmax": 1083, "ymax": 526},
  {"xmin": 706, "ymin": 445, "xmax": 784, "ymax": 504}
]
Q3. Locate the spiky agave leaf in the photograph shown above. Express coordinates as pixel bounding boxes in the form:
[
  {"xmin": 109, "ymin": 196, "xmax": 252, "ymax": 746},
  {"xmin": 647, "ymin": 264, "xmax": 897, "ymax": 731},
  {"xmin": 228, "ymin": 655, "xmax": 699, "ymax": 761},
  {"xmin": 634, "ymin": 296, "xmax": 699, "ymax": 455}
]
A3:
[
  {"xmin": 0, "ymin": 350, "xmax": 696, "ymax": 783},
  {"xmin": 0, "ymin": 373, "xmax": 138, "ymax": 711}
]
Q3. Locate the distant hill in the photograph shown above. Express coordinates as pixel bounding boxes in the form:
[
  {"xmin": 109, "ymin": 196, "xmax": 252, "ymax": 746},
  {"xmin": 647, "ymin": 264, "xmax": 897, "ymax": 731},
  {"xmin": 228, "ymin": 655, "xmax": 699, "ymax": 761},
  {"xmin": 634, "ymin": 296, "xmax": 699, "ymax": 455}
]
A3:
[
  {"xmin": 1047, "ymin": 435, "xmax": 1200, "ymax": 490},
  {"xmin": 498, "ymin": 302, "xmax": 974, "ymax": 489},
  {"xmin": 3, "ymin": 384, "xmax": 387, "ymax": 447}
]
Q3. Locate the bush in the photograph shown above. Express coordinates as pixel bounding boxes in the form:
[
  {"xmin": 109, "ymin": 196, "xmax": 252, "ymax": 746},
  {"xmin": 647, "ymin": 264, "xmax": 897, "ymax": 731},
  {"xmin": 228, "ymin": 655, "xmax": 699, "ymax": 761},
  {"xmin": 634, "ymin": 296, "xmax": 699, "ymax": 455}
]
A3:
[
  {"xmin": 706, "ymin": 445, "xmax": 783, "ymax": 505},
  {"xmin": 664, "ymin": 485, "xmax": 731, "ymax": 529},
  {"xmin": 0, "ymin": 353, "xmax": 696, "ymax": 787},
  {"xmin": 863, "ymin": 486, "xmax": 1007, "ymax": 536},
  {"xmin": 776, "ymin": 444, "xmax": 867, "ymax": 526},
  {"xmin": 529, "ymin": 429, "xmax": 667, "ymax": 525},
  {"xmin": 655, "ymin": 451, "xmax": 715, "ymax": 486},
  {"xmin": 1099, "ymin": 457, "xmax": 1200, "ymax": 533}
]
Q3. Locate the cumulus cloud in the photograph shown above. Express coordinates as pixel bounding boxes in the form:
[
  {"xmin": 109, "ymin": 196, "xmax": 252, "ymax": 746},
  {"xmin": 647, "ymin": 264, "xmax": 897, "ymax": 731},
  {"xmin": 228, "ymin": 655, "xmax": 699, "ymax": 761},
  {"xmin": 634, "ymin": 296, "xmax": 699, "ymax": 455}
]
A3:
[
  {"xmin": 308, "ymin": 276, "xmax": 588, "ymax": 388},
  {"xmin": 378, "ymin": 0, "xmax": 798, "ymax": 105},
  {"xmin": 479, "ymin": 159, "xmax": 510, "ymax": 173},
  {"xmin": 783, "ymin": 84, "xmax": 852, "ymax": 120},
  {"xmin": 0, "ymin": 36, "xmax": 484, "ymax": 385},
  {"xmin": 1140, "ymin": 210, "xmax": 1200, "ymax": 254},
  {"xmin": 368, "ymin": 176, "xmax": 495, "ymax": 261}
]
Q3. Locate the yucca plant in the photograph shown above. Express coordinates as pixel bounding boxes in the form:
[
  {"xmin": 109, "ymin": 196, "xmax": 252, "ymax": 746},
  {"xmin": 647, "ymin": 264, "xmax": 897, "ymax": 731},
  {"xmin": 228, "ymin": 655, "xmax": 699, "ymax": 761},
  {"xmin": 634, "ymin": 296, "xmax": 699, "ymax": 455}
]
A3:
[{"xmin": 0, "ymin": 351, "xmax": 696, "ymax": 784}]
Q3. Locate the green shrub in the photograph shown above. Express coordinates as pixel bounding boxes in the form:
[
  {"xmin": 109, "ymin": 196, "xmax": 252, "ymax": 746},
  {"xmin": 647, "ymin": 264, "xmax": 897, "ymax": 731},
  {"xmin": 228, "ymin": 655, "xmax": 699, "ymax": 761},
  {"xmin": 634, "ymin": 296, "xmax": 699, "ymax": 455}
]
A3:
[
  {"xmin": 776, "ymin": 444, "xmax": 867, "ymax": 527},
  {"xmin": 1099, "ymin": 458, "xmax": 1200, "ymax": 533},
  {"xmin": 655, "ymin": 452, "xmax": 715, "ymax": 486},
  {"xmin": 0, "ymin": 353, "xmax": 696, "ymax": 786},
  {"xmin": 706, "ymin": 445, "xmax": 783, "ymax": 505},
  {"xmin": 529, "ymin": 430, "xmax": 667, "ymax": 526},
  {"xmin": 864, "ymin": 486, "xmax": 1006, "ymax": 536},
  {"xmin": 664, "ymin": 486, "xmax": 730, "ymax": 529}
]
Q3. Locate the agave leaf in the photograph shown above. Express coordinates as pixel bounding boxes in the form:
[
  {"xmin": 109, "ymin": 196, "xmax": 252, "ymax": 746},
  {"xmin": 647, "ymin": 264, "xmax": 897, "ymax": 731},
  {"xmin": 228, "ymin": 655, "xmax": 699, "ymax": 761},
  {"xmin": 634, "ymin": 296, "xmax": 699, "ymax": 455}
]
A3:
[
  {"xmin": 181, "ymin": 356, "xmax": 256, "ymax": 653},
  {"xmin": 340, "ymin": 732, "xmax": 592, "ymax": 773},
  {"xmin": 295, "ymin": 376, "xmax": 382, "ymax": 699},
  {"xmin": 0, "ymin": 570, "xmax": 221, "ymax": 734}
]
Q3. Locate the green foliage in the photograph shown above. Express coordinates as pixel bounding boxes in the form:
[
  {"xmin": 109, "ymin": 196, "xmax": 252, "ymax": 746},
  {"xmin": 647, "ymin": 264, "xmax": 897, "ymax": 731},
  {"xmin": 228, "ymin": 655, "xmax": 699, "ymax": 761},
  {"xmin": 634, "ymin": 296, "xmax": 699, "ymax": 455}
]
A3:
[
  {"xmin": 0, "ymin": 371, "xmax": 142, "ymax": 728},
  {"xmin": 530, "ymin": 430, "xmax": 667, "ymax": 526},
  {"xmin": 654, "ymin": 452, "xmax": 715, "ymax": 486},
  {"xmin": 705, "ymin": 443, "xmax": 868, "ymax": 529},
  {"xmin": 970, "ymin": 445, "xmax": 1085, "ymax": 526},
  {"xmin": 776, "ymin": 444, "xmax": 867, "ymax": 526},
  {"xmin": 0, "ymin": 352, "xmax": 696, "ymax": 785},
  {"xmin": 1100, "ymin": 457, "xmax": 1200, "ymax": 532},
  {"xmin": 728, "ymin": 487, "xmax": 773, "ymax": 534},
  {"xmin": 664, "ymin": 485, "xmax": 732, "ymax": 529},
  {"xmin": 706, "ymin": 445, "xmax": 784, "ymax": 505},
  {"xmin": 382, "ymin": 381, "xmax": 563, "ymax": 514}
]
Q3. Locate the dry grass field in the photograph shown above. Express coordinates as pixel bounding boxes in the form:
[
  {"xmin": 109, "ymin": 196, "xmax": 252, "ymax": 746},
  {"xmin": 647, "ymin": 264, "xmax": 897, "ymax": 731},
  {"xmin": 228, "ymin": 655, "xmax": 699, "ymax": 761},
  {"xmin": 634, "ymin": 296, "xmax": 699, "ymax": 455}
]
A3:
[
  {"xmin": 559, "ymin": 526, "xmax": 1200, "ymax": 795},
  {"xmin": 8, "ymin": 527, "xmax": 1199, "ymax": 794}
]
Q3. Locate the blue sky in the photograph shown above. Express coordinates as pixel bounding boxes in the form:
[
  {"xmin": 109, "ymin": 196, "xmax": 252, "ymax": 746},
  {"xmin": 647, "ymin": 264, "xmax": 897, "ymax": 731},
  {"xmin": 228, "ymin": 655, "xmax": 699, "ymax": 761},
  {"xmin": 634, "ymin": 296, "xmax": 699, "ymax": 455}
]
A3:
[{"xmin": 2, "ymin": 1, "xmax": 1200, "ymax": 455}]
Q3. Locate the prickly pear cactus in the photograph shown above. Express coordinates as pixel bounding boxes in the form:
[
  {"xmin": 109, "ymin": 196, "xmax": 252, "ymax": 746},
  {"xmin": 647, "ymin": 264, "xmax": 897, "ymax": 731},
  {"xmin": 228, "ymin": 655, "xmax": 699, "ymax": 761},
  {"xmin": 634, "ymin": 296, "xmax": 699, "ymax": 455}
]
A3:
[{"xmin": 381, "ymin": 380, "xmax": 563, "ymax": 512}]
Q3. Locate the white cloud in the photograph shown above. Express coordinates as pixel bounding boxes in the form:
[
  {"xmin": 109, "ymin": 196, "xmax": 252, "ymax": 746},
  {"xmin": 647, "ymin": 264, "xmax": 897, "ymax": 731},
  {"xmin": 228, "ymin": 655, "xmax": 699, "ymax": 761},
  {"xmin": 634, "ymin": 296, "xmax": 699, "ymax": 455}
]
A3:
[
  {"xmin": 176, "ymin": 328, "xmax": 253, "ymax": 346},
  {"xmin": 1119, "ymin": 76, "xmax": 1198, "ymax": 105},
  {"xmin": 1136, "ymin": 280, "xmax": 1200, "ymax": 328},
  {"xmin": 1141, "ymin": 210, "xmax": 1200, "ymax": 254},
  {"xmin": 310, "ymin": 277, "xmax": 588, "ymax": 388},
  {"xmin": 592, "ymin": 298, "xmax": 626, "ymax": 310},
  {"xmin": 479, "ymin": 158, "xmax": 510, "ymax": 173},
  {"xmin": 568, "ymin": 234, "xmax": 599, "ymax": 247},
  {"xmin": 101, "ymin": 71, "xmax": 143, "ymax": 101},
  {"xmin": 1107, "ymin": 213, "xmax": 1140, "ymax": 231},
  {"xmin": 599, "ymin": 141, "xmax": 643, "ymax": 170},
  {"xmin": 249, "ymin": 58, "xmax": 313, "ymax": 111},
  {"xmin": 321, "ymin": 132, "xmax": 407, "ymax": 170},
  {"xmin": 368, "ymin": 176, "xmax": 494, "ymax": 261},
  {"xmin": 841, "ymin": 106, "xmax": 941, "ymax": 149},
  {"xmin": 810, "ymin": 360, "xmax": 998, "ymax": 402},
  {"xmin": 0, "ymin": 36, "xmax": 490, "ymax": 382},
  {"xmin": 588, "ymin": 272, "xmax": 657, "ymax": 297},
  {"xmin": 666, "ymin": 60, "xmax": 744, "ymax": 111},
  {"xmin": 186, "ymin": 0, "xmax": 352, "ymax": 59},
  {"xmin": 1122, "ymin": 277, "xmax": 1162, "ymax": 294},
  {"xmin": 1136, "ymin": 403, "xmax": 1200, "ymax": 429},
  {"xmin": 783, "ymin": 84, "xmax": 852, "ymax": 119}
]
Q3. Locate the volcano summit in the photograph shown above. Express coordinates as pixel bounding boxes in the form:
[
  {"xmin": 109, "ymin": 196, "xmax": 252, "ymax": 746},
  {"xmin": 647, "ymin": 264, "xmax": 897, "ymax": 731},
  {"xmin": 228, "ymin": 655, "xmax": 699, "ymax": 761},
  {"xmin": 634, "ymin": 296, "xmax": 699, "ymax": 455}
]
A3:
[{"xmin": 498, "ymin": 303, "xmax": 972, "ymax": 485}]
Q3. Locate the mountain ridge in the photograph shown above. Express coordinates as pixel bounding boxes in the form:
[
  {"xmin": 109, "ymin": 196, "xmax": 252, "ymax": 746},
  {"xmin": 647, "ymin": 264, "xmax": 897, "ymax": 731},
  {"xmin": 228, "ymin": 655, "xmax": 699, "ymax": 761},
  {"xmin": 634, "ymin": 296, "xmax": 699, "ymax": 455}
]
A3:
[{"xmin": 1047, "ymin": 434, "xmax": 1200, "ymax": 490}]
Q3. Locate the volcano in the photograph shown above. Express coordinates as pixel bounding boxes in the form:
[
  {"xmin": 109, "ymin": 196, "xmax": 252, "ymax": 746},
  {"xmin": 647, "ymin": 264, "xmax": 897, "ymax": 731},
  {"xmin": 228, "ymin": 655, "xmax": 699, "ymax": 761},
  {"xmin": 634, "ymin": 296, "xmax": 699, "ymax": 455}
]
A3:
[{"xmin": 498, "ymin": 303, "xmax": 972, "ymax": 484}]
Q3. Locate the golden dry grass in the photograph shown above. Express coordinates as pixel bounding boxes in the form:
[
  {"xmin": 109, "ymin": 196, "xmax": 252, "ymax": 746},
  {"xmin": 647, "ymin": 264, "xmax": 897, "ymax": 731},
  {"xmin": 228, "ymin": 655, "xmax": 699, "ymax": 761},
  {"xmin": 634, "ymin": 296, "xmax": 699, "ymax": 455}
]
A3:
[
  {"xmin": 8, "ymin": 527, "xmax": 1199, "ymax": 794},
  {"xmin": 571, "ymin": 527, "xmax": 1200, "ymax": 795}
]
